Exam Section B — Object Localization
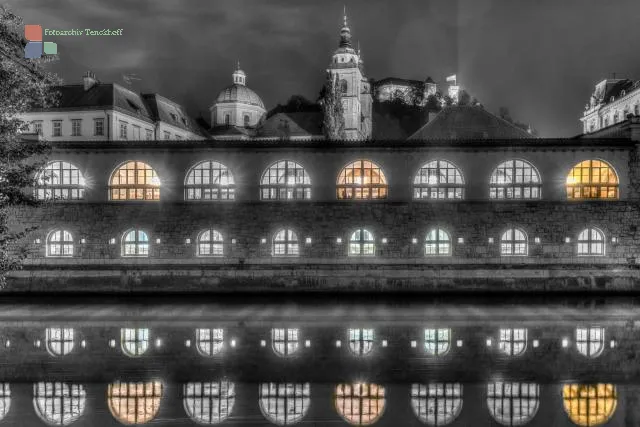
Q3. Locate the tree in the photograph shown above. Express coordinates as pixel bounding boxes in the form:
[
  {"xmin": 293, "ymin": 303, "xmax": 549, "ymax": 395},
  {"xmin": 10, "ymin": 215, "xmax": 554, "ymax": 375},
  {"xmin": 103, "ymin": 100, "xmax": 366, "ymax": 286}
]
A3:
[
  {"xmin": 320, "ymin": 72, "xmax": 346, "ymax": 140},
  {"xmin": 0, "ymin": 5, "xmax": 59, "ymax": 286},
  {"xmin": 458, "ymin": 90, "xmax": 472, "ymax": 106}
]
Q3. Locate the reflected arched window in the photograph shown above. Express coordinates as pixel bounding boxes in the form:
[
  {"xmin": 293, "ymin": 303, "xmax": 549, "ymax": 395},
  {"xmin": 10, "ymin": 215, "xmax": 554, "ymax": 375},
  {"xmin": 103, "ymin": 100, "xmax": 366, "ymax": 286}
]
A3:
[
  {"xmin": 577, "ymin": 228, "xmax": 605, "ymax": 256},
  {"xmin": 424, "ymin": 328, "xmax": 451, "ymax": 356},
  {"xmin": 183, "ymin": 381, "xmax": 235, "ymax": 424},
  {"xmin": 46, "ymin": 230, "xmax": 74, "ymax": 257},
  {"xmin": 500, "ymin": 228, "xmax": 528, "ymax": 256},
  {"xmin": 35, "ymin": 161, "xmax": 85, "ymax": 200},
  {"xmin": 348, "ymin": 328, "xmax": 374, "ymax": 356},
  {"xmin": 563, "ymin": 384, "xmax": 617, "ymax": 426},
  {"xmin": 109, "ymin": 161, "xmax": 160, "ymax": 201},
  {"xmin": 260, "ymin": 161, "xmax": 311, "ymax": 200},
  {"xmin": 259, "ymin": 383, "xmax": 310, "ymax": 425},
  {"xmin": 335, "ymin": 383, "xmax": 385, "ymax": 425},
  {"xmin": 566, "ymin": 160, "xmax": 619, "ymax": 200},
  {"xmin": 490, "ymin": 160, "xmax": 541, "ymax": 200},
  {"xmin": 33, "ymin": 382, "xmax": 86, "ymax": 425},
  {"xmin": 425, "ymin": 229, "xmax": 451, "ymax": 256},
  {"xmin": 185, "ymin": 161, "xmax": 235, "ymax": 201},
  {"xmin": 196, "ymin": 328, "xmax": 224, "ymax": 356},
  {"xmin": 121, "ymin": 328, "xmax": 149, "ymax": 357},
  {"xmin": 411, "ymin": 383, "xmax": 462, "ymax": 426},
  {"xmin": 413, "ymin": 160, "xmax": 464, "ymax": 200},
  {"xmin": 487, "ymin": 382, "xmax": 540, "ymax": 426},
  {"xmin": 349, "ymin": 229, "xmax": 375, "ymax": 256},
  {"xmin": 337, "ymin": 160, "xmax": 388, "ymax": 200},
  {"xmin": 122, "ymin": 229, "xmax": 149, "ymax": 257},
  {"xmin": 272, "ymin": 328, "xmax": 300, "ymax": 357},
  {"xmin": 197, "ymin": 229, "xmax": 224, "ymax": 257},
  {"xmin": 0, "ymin": 384, "xmax": 10, "ymax": 421},
  {"xmin": 108, "ymin": 381, "xmax": 163, "ymax": 425},
  {"xmin": 45, "ymin": 327, "xmax": 74, "ymax": 356},
  {"xmin": 498, "ymin": 328, "xmax": 528, "ymax": 356},
  {"xmin": 273, "ymin": 229, "xmax": 299, "ymax": 257},
  {"xmin": 576, "ymin": 327, "xmax": 605, "ymax": 358}
]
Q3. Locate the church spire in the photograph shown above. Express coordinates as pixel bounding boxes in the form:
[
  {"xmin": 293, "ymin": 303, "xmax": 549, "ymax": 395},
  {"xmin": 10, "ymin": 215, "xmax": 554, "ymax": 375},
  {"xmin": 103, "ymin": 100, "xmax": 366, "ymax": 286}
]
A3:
[
  {"xmin": 340, "ymin": 6, "xmax": 352, "ymax": 48},
  {"xmin": 232, "ymin": 61, "xmax": 246, "ymax": 86}
]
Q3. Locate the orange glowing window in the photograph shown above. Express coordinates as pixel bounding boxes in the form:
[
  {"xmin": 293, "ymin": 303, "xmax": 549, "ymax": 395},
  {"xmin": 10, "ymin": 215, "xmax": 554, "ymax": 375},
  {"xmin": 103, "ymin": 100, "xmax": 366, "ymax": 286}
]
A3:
[
  {"xmin": 562, "ymin": 384, "xmax": 617, "ymax": 426},
  {"xmin": 337, "ymin": 160, "xmax": 388, "ymax": 200},
  {"xmin": 109, "ymin": 161, "xmax": 160, "ymax": 201},
  {"xmin": 107, "ymin": 381, "xmax": 163, "ymax": 425},
  {"xmin": 335, "ymin": 383, "xmax": 385, "ymax": 425},
  {"xmin": 566, "ymin": 160, "xmax": 618, "ymax": 200}
]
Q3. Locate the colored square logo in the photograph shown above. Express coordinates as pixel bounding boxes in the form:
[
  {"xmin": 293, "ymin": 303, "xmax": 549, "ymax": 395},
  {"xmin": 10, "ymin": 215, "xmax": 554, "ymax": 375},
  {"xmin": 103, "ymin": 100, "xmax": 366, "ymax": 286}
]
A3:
[
  {"xmin": 24, "ymin": 41, "xmax": 42, "ymax": 59},
  {"xmin": 43, "ymin": 42, "xmax": 57, "ymax": 54},
  {"xmin": 24, "ymin": 24, "xmax": 42, "ymax": 41}
]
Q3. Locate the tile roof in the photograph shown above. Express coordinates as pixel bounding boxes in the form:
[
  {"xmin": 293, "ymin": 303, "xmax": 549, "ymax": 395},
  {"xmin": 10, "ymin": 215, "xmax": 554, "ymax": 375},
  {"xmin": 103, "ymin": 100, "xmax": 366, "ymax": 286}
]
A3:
[
  {"xmin": 141, "ymin": 94, "xmax": 208, "ymax": 137},
  {"xmin": 598, "ymin": 79, "xmax": 639, "ymax": 105}
]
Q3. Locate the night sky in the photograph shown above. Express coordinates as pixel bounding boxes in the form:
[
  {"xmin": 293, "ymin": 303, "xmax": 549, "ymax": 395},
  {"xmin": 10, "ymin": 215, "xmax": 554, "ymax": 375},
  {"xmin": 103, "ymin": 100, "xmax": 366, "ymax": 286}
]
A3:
[{"xmin": 8, "ymin": 0, "xmax": 640, "ymax": 137}]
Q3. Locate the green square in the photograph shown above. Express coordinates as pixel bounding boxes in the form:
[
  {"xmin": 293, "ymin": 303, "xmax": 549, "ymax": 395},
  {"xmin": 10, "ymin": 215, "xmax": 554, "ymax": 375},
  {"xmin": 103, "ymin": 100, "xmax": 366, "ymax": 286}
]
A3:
[{"xmin": 43, "ymin": 42, "xmax": 57, "ymax": 54}]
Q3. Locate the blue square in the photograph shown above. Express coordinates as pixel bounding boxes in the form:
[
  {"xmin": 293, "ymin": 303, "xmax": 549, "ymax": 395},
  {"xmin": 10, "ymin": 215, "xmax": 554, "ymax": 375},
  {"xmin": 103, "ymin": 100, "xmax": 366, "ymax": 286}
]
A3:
[{"xmin": 24, "ymin": 41, "xmax": 42, "ymax": 59}]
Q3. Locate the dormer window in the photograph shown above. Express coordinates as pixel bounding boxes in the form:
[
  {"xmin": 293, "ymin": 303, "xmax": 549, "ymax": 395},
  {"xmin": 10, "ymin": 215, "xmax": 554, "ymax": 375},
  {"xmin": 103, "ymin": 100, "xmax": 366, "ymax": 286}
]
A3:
[
  {"xmin": 170, "ymin": 113, "xmax": 177, "ymax": 122},
  {"xmin": 610, "ymin": 96, "xmax": 615, "ymax": 102},
  {"xmin": 621, "ymin": 90, "xmax": 626, "ymax": 97}
]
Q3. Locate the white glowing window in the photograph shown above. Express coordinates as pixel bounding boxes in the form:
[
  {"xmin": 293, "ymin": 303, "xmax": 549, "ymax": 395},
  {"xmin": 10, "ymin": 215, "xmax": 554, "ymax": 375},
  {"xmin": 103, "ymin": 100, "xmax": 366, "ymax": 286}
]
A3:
[
  {"xmin": 490, "ymin": 160, "xmax": 541, "ymax": 200},
  {"xmin": 500, "ymin": 229, "xmax": 528, "ymax": 256},
  {"xmin": 498, "ymin": 328, "xmax": 528, "ymax": 356},
  {"xmin": 273, "ymin": 229, "xmax": 300, "ymax": 257},
  {"xmin": 35, "ymin": 161, "xmax": 85, "ymax": 200},
  {"xmin": 121, "ymin": 229, "xmax": 149, "ymax": 257},
  {"xmin": 46, "ymin": 230, "xmax": 74, "ymax": 257},
  {"xmin": 183, "ymin": 381, "xmax": 235, "ymax": 424},
  {"xmin": 487, "ymin": 382, "xmax": 540, "ymax": 426},
  {"xmin": 413, "ymin": 160, "xmax": 465, "ymax": 200},
  {"xmin": 259, "ymin": 383, "xmax": 310, "ymax": 425},
  {"xmin": 121, "ymin": 328, "xmax": 149, "ymax": 357},
  {"xmin": 424, "ymin": 328, "xmax": 451, "ymax": 356},
  {"xmin": 45, "ymin": 327, "xmax": 74, "ymax": 356},
  {"xmin": 349, "ymin": 229, "xmax": 375, "ymax": 256},
  {"xmin": 411, "ymin": 383, "xmax": 462, "ymax": 426},
  {"xmin": 0, "ymin": 384, "xmax": 9, "ymax": 421},
  {"xmin": 185, "ymin": 161, "xmax": 235, "ymax": 201},
  {"xmin": 196, "ymin": 328, "xmax": 224, "ymax": 356},
  {"xmin": 425, "ymin": 229, "xmax": 451, "ymax": 256},
  {"xmin": 577, "ymin": 228, "xmax": 605, "ymax": 256},
  {"xmin": 272, "ymin": 328, "xmax": 300, "ymax": 357},
  {"xmin": 197, "ymin": 229, "xmax": 224, "ymax": 257},
  {"xmin": 348, "ymin": 328, "xmax": 374, "ymax": 356},
  {"xmin": 33, "ymin": 382, "xmax": 86, "ymax": 426},
  {"xmin": 335, "ymin": 383, "xmax": 385, "ymax": 425},
  {"xmin": 261, "ymin": 161, "xmax": 311, "ymax": 200},
  {"xmin": 576, "ymin": 327, "xmax": 605, "ymax": 358}
]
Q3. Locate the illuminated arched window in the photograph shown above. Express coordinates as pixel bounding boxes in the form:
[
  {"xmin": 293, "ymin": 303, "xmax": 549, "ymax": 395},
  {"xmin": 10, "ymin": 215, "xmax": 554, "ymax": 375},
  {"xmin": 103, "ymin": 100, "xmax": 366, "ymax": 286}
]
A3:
[
  {"xmin": 196, "ymin": 328, "xmax": 224, "ymax": 356},
  {"xmin": 259, "ymin": 383, "xmax": 310, "ymax": 425},
  {"xmin": 121, "ymin": 328, "xmax": 149, "ymax": 357},
  {"xmin": 498, "ymin": 328, "xmax": 528, "ymax": 356},
  {"xmin": 121, "ymin": 229, "xmax": 149, "ymax": 257},
  {"xmin": 260, "ymin": 161, "xmax": 311, "ymax": 200},
  {"xmin": 273, "ymin": 229, "xmax": 299, "ymax": 257},
  {"xmin": 413, "ymin": 160, "xmax": 464, "ymax": 200},
  {"xmin": 424, "ymin": 328, "xmax": 451, "ymax": 356},
  {"xmin": 566, "ymin": 160, "xmax": 619, "ymax": 200},
  {"xmin": 576, "ymin": 327, "xmax": 605, "ymax": 358},
  {"xmin": 185, "ymin": 161, "xmax": 235, "ymax": 201},
  {"xmin": 33, "ymin": 382, "xmax": 86, "ymax": 426},
  {"xmin": 35, "ymin": 161, "xmax": 85, "ymax": 201},
  {"xmin": 197, "ymin": 229, "xmax": 224, "ymax": 257},
  {"xmin": 577, "ymin": 228, "xmax": 605, "ymax": 256},
  {"xmin": 337, "ymin": 160, "xmax": 388, "ymax": 200},
  {"xmin": 425, "ymin": 229, "xmax": 451, "ymax": 256},
  {"xmin": 348, "ymin": 328, "xmax": 374, "ymax": 356},
  {"xmin": 487, "ymin": 382, "xmax": 540, "ymax": 426},
  {"xmin": 500, "ymin": 228, "xmax": 528, "ymax": 256},
  {"xmin": 0, "ymin": 384, "xmax": 10, "ymax": 421},
  {"xmin": 490, "ymin": 160, "xmax": 541, "ymax": 200},
  {"xmin": 46, "ymin": 230, "xmax": 74, "ymax": 257},
  {"xmin": 45, "ymin": 327, "xmax": 74, "ymax": 356},
  {"xmin": 411, "ymin": 383, "xmax": 462, "ymax": 426},
  {"xmin": 349, "ymin": 229, "xmax": 375, "ymax": 256},
  {"xmin": 562, "ymin": 384, "xmax": 617, "ymax": 426},
  {"xmin": 335, "ymin": 383, "xmax": 385, "ymax": 426},
  {"xmin": 183, "ymin": 381, "xmax": 235, "ymax": 424},
  {"xmin": 108, "ymin": 381, "xmax": 163, "ymax": 425},
  {"xmin": 109, "ymin": 161, "xmax": 160, "ymax": 201},
  {"xmin": 272, "ymin": 328, "xmax": 300, "ymax": 357}
]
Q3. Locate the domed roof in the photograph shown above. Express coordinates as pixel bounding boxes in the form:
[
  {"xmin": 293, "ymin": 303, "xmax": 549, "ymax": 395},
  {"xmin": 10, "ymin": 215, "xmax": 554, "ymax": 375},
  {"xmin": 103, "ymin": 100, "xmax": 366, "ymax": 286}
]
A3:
[{"xmin": 215, "ymin": 84, "xmax": 265, "ymax": 109}]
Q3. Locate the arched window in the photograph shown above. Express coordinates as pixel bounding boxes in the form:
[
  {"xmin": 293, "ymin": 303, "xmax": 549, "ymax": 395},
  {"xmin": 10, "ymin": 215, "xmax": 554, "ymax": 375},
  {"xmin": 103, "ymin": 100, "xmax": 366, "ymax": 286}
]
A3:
[
  {"xmin": 122, "ymin": 229, "xmax": 149, "ymax": 257},
  {"xmin": 244, "ymin": 115, "xmax": 251, "ymax": 127},
  {"xmin": 340, "ymin": 79, "xmax": 348, "ymax": 94},
  {"xmin": 273, "ymin": 229, "xmax": 299, "ymax": 257},
  {"xmin": 196, "ymin": 328, "xmax": 224, "ymax": 356},
  {"xmin": 576, "ymin": 327, "xmax": 605, "ymax": 358},
  {"xmin": 46, "ymin": 230, "xmax": 74, "ymax": 257},
  {"xmin": 348, "ymin": 229, "xmax": 375, "ymax": 256},
  {"xmin": 424, "ymin": 328, "xmax": 451, "ymax": 356},
  {"xmin": 335, "ymin": 383, "xmax": 385, "ymax": 426},
  {"xmin": 185, "ymin": 161, "xmax": 235, "ymax": 201},
  {"xmin": 33, "ymin": 382, "xmax": 86, "ymax": 426},
  {"xmin": 411, "ymin": 383, "xmax": 462, "ymax": 426},
  {"xmin": 577, "ymin": 228, "xmax": 605, "ymax": 256},
  {"xmin": 413, "ymin": 160, "xmax": 465, "ymax": 200},
  {"xmin": 425, "ymin": 228, "xmax": 452, "ymax": 256},
  {"xmin": 224, "ymin": 114, "xmax": 230, "ymax": 125},
  {"xmin": 613, "ymin": 111, "xmax": 620, "ymax": 123},
  {"xmin": 563, "ymin": 384, "xmax": 617, "ymax": 426},
  {"xmin": 260, "ymin": 161, "xmax": 311, "ymax": 200},
  {"xmin": 109, "ymin": 161, "xmax": 160, "ymax": 201},
  {"xmin": 337, "ymin": 160, "xmax": 388, "ymax": 200},
  {"xmin": 272, "ymin": 328, "xmax": 300, "ymax": 357},
  {"xmin": 121, "ymin": 328, "xmax": 149, "ymax": 357},
  {"xmin": 108, "ymin": 381, "xmax": 163, "ymax": 425},
  {"xmin": 259, "ymin": 383, "xmax": 310, "ymax": 425},
  {"xmin": 0, "ymin": 384, "xmax": 10, "ymax": 421},
  {"xmin": 183, "ymin": 381, "xmax": 235, "ymax": 424},
  {"xmin": 348, "ymin": 328, "xmax": 374, "ymax": 356},
  {"xmin": 489, "ymin": 160, "xmax": 542, "ymax": 200},
  {"xmin": 498, "ymin": 328, "xmax": 528, "ymax": 356},
  {"xmin": 45, "ymin": 327, "xmax": 74, "ymax": 356},
  {"xmin": 566, "ymin": 160, "xmax": 619, "ymax": 200},
  {"xmin": 35, "ymin": 161, "xmax": 85, "ymax": 200},
  {"xmin": 500, "ymin": 229, "xmax": 528, "ymax": 256},
  {"xmin": 487, "ymin": 382, "xmax": 540, "ymax": 426},
  {"xmin": 197, "ymin": 229, "xmax": 224, "ymax": 257}
]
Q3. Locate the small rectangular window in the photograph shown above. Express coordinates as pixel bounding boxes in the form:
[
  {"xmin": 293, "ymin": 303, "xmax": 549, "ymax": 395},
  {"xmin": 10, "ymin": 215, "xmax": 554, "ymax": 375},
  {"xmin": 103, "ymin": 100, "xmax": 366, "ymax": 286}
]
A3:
[
  {"xmin": 33, "ymin": 121, "xmax": 43, "ymax": 135},
  {"xmin": 132, "ymin": 125, "xmax": 141, "ymax": 140},
  {"xmin": 71, "ymin": 119, "xmax": 82, "ymax": 136},
  {"xmin": 163, "ymin": 131, "xmax": 170, "ymax": 140},
  {"xmin": 94, "ymin": 118, "xmax": 104, "ymax": 136},
  {"xmin": 52, "ymin": 120, "xmax": 62, "ymax": 137},
  {"xmin": 119, "ymin": 121, "xmax": 128, "ymax": 139},
  {"xmin": 145, "ymin": 129, "xmax": 153, "ymax": 140}
]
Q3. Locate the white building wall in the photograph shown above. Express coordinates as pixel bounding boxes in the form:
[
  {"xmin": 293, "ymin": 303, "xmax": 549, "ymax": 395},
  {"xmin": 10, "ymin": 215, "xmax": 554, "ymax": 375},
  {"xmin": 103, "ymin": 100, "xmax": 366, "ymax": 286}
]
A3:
[{"xmin": 582, "ymin": 88, "xmax": 640, "ymax": 134}]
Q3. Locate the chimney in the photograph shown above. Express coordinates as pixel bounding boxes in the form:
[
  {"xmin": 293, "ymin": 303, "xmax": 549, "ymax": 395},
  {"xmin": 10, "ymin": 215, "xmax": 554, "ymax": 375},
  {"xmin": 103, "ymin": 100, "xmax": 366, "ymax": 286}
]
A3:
[{"xmin": 83, "ymin": 71, "xmax": 98, "ymax": 91}]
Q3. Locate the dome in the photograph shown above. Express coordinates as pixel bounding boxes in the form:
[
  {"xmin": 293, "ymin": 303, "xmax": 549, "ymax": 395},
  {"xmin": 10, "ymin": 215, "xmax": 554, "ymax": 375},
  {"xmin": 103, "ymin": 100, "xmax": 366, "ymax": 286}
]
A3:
[{"xmin": 215, "ymin": 84, "xmax": 265, "ymax": 109}]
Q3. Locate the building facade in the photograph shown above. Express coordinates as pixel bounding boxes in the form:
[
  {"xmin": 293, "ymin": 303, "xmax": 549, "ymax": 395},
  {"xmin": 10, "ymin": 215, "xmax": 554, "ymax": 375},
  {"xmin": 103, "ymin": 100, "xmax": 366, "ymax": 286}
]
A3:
[
  {"xmin": 373, "ymin": 77, "xmax": 438, "ymax": 105},
  {"xmin": 581, "ymin": 78, "xmax": 640, "ymax": 134}
]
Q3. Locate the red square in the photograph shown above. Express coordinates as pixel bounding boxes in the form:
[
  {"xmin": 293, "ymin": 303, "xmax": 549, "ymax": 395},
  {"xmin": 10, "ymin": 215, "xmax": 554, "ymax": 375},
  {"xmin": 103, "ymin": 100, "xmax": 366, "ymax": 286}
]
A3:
[{"xmin": 25, "ymin": 25, "xmax": 42, "ymax": 41}]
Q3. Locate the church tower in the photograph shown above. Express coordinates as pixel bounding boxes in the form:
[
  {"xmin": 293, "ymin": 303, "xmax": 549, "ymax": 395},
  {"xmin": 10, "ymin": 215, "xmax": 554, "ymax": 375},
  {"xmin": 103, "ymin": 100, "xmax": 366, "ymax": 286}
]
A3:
[{"xmin": 327, "ymin": 9, "xmax": 372, "ymax": 140}]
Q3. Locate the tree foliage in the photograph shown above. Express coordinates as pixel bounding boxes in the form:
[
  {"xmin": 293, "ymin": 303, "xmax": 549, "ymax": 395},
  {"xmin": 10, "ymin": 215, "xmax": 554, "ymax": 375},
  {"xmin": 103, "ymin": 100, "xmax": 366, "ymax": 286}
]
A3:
[{"xmin": 320, "ymin": 72, "xmax": 346, "ymax": 140}]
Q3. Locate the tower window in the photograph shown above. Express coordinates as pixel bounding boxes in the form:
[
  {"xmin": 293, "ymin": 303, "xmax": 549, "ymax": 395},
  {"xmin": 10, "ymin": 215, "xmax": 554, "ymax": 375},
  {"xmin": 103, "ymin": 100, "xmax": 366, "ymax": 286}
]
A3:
[
  {"xmin": 340, "ymin": 79, "xmax": 348, "ymax": 94},
  {"xmin": 244, "ymin": 114, "xmax": 250, "ymax": 127}
]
